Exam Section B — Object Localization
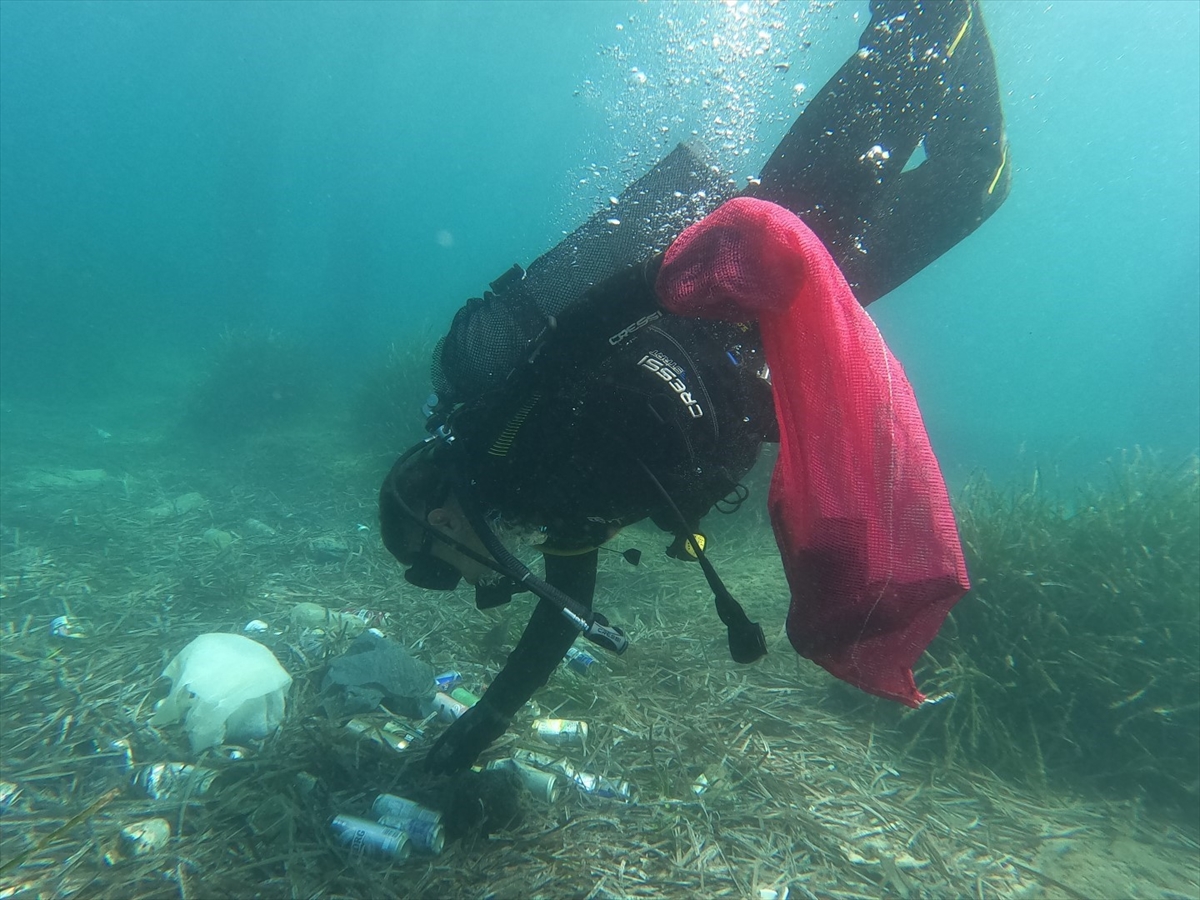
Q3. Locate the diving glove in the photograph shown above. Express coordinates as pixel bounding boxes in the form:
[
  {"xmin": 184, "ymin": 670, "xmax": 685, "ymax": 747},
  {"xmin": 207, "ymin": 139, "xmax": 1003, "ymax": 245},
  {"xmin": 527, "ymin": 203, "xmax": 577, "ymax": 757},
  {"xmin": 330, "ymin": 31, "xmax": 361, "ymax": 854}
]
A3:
[{"xmin": 425, "ymin": 699, "xmax": 511, "ymax": 777}]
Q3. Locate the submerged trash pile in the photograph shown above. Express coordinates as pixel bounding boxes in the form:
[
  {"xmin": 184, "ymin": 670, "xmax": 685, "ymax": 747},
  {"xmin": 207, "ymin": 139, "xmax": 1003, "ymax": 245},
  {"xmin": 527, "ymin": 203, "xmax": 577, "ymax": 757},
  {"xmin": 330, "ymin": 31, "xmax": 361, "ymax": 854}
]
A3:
[{"xmin": 1, "ymin": 418, "xmax": 1197, "ymax": 899}]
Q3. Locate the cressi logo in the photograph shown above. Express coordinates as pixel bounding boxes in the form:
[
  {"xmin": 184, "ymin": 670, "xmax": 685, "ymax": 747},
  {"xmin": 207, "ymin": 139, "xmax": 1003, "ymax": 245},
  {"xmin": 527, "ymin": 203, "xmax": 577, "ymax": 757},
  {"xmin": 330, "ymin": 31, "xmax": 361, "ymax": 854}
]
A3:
[
  {"xmin": 637, "ymin": 354, "xmax": 704, "ymax": 418},
  {"xmin": 608, "ymin": 311, "xmax": 662, "ymax": 346}
]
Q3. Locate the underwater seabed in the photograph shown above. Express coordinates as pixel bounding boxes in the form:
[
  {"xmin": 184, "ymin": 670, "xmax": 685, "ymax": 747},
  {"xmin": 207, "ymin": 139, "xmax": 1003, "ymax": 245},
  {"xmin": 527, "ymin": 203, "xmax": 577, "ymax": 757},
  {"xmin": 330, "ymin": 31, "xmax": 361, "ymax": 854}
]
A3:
[{"xmin": 0, "ymin": 399, "xmax": 1197, "ymax": 900}]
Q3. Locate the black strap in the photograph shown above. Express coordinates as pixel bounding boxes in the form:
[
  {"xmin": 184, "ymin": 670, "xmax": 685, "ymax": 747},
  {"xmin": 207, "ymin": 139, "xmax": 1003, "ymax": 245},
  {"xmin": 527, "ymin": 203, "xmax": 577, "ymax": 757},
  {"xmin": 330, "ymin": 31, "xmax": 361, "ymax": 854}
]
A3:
[
  {"xmin": 453, "ymin": 470, "xmax": 629, "ymax": 655},
  {"xmin": 636, "ymin": 460, "xmax": 767, "ymax": 664}
]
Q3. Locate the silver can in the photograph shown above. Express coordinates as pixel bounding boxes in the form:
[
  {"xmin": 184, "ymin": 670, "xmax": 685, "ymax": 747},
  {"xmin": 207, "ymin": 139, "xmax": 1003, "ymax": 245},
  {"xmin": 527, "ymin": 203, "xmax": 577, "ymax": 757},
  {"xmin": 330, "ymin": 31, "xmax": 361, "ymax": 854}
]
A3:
[
  {"xmin": 105, "ymin": 738, "xmax": 136, "ymax": 771},
  {"xmin": 134, "ymin": 763, "xmax": 217, "ymax": 800},
  {"xmin": 119, "ymin": 817, "xmax": 171, "ymax": 856},
  {"xmin": 345, "ymin": 718, "xmax": 420, "ymax": 754},
  {"xmin": 486, "ymin": 758, "xmax": 560, "ymax": 804},
  {"xmin": 370, "ymin": 793, "xmax": 441, "ymax": 825},
  {"xmin": 330, "ymin": 814, "xmax": 411, "ymax": 861},
  {"xmin": 511, "ymin": 749, "xmax": 561, "ymax": 771},
  {"xmin": 50, "ymin": 615, "xmax": 87, "ymax": 639},
  {"xmin": 375, "ymin": 813, "xmax": 445, "ymax": 855},
  {"xmin": 572, "ymin": 771, "xmax": 634, "ymax": 801},
  {"xmin": 533, "ymin": 718, "xmax": 588, "ymax": 746}
]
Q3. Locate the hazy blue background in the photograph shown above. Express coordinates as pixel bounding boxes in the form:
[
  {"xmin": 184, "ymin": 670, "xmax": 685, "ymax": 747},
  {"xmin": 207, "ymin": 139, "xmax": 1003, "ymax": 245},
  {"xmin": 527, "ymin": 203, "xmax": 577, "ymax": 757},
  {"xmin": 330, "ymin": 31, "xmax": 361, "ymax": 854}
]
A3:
[{"xmin": 1, "ymin": 0, "xmax": 1197, "ymax": 486}]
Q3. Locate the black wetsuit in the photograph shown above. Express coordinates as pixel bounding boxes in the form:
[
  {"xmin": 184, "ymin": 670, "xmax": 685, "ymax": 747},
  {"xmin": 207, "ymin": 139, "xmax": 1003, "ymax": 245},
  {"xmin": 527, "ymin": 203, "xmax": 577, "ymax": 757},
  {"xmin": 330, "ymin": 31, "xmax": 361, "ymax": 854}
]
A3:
[
  {"xmin": 748, "ymin": 0, "xmax": 1010, "ymax": 304},
  {"xmin": 447, "ymin": 258, "xmax": 776, "ymax": 718},
  {"xmin": 407, "ymin": 0, "xmax": 1010, "ymax": 755}
]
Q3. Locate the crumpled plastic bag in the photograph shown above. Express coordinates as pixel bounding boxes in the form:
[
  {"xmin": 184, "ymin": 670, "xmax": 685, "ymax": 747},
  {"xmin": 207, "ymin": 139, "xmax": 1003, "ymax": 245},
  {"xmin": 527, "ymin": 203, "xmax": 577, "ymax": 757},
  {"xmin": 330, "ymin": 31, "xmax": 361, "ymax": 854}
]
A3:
[
  {"xmin": 150, "ymin": 633, "xmax": 292, "ymax": 753},
  {"xmin": 321, "ymin": 631, "xmax": 435, "ymax": 717}
]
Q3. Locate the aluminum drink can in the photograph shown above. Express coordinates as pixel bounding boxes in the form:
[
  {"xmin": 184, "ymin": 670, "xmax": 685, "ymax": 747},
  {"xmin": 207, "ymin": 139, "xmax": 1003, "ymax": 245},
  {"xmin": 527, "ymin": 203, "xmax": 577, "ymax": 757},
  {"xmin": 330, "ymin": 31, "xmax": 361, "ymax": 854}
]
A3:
[
  {"xmin": 433, "ymin": 670, "xmax": 463, "ymax": 691},
  {"xmin": 346, "ymin": 718, "xmax": 419, "ymax": 754},
  {"xmin": 379, "ymin": 721, "xmax": 422, "ymax": 752},
  {"xmin": 50, "ymin": 615, "xmax": 86, "ymax": 639},
  {"xmin": 375, "ymin": 812, "xmax": 445, "ymax": 855},
  {"xmin": 330, "ymin": 814, "xmax": 411, "ymax": 861},
  {"xmin": 94, "ymin": 737, "xmax": 135, "ymax": 771},
  {"xmin": 432, "ymin": 692, "xmax": 469, "ymax": 722},
  {"xmin": 572, "ymin": 771, "xmax": 634, "ymax": 801},
  {"xmin": 450, "ymin": 687, "xmax": 479, "ymax": 707},
  {"xmin": 511, "ymin": 749, "xmax": 563, "ymax": 772},
  {"xmin": 533, "ymin": 718, "xmax": 588, "ymax": 746},
  {"xmin": 370, "ymin": 793, "xmax": 442, "ymax": 826},
  {"xmin": 486, "ymin": 758, "xmax": 560, "ymax": 803},
  {"xmin": 565, "ymin": 646, "xmax": 599, "ymax": 675},
  {"xmin": 119, "ymin": 817, "xmax": 171, "ymax": 856},
  {"xmin": 134, "ymin": 763, "xmax": 217, "ymax": 800}
]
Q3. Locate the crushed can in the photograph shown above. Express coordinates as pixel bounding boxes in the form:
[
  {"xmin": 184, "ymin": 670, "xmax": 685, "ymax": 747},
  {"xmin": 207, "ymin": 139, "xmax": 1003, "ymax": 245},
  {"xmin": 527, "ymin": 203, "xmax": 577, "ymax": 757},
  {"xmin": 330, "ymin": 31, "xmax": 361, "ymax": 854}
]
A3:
[
  {"xmin": 90, "ymin": 737, "xmax": 135, "ymax": 771},
  {"xmin": 341, "ymin": 607, "xmax": 391, "ymax": 630},
  {"xmin": 345, "ymin": 718, "xmax": 421, "ymax": 754},
  {"xmin": 571, "ymin": 770, "xmax": 634, "ymax": 801},
  {"xmin": 511, "ymin": 749, "xmax": 560, "ymax": 769},
  {"xmin": 50, "ymin": 615, "xmax": 87, "ymax": 640},
  {"xmin": 532, "ymin": 718, "xmax": 588, "ymax": 746},
  {"xmin": 134, "ymin": 763, "xmax": 218, "ymax": 800},
  {"xmin": 330, "ymin": 814, "xmax": 411, "ymax": 861},
  {"xmin": 295, "ymin": 771, "xmax": 319, "ymax": 795},
  {"xmin": 119, "ymin": 817, "xmax": 171, "ymax": 856},
  {"xmin": 433, "ymin": 670, "xmax": 462, "ymax": 691}
]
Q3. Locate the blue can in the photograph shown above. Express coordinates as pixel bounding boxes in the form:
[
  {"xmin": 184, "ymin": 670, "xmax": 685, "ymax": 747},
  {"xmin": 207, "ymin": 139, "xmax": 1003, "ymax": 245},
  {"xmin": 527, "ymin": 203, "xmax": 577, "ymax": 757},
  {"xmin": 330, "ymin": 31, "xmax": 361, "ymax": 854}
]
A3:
[
  {"xmin": 433, "ymin": 670, "xmax": 463, "ymax": 691},
  {"xmin": 565, "ymin": 647, "xmax": 599, "ymax": 675}
]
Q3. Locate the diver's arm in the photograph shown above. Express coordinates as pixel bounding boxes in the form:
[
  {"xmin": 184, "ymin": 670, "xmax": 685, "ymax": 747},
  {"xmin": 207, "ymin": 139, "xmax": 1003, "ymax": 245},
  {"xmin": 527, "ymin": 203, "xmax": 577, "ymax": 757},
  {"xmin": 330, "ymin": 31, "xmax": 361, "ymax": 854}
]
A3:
[
  {"xmin": 424, "ymin": 551, "xmax": 598, "ymax": 775},
  {"xmin": 476, "ymin": 550, "xmax": 598, "ymax": 718}
]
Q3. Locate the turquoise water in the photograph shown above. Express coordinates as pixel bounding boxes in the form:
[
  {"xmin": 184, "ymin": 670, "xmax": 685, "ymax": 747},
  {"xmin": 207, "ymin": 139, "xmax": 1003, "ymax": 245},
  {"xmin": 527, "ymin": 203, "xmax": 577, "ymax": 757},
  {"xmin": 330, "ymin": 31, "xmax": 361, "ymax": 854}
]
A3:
[
  {"xmin": 1, "ymin": 0, "xmax": 1196, "ymax": 486},
  {"xmin": 0, "ymin": 5, "xmax": 1197, "ymax": 895}
]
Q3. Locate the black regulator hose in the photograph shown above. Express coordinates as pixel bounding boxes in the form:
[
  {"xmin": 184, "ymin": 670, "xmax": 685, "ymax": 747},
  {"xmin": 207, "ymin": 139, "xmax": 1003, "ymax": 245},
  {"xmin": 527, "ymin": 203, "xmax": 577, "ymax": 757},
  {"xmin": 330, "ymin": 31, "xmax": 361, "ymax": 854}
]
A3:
[{"xmin": 455, "ymin": 478, "xmax": 629, "ymax": 655}]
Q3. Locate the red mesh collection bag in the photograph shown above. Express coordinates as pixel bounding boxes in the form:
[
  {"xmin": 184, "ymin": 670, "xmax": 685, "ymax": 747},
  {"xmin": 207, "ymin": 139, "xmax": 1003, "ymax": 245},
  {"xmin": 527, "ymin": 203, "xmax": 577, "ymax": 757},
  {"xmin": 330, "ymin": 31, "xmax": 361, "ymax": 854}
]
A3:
[{"xmin": 656, "ymin": 197, "xmax": 968, "ymax": 706}]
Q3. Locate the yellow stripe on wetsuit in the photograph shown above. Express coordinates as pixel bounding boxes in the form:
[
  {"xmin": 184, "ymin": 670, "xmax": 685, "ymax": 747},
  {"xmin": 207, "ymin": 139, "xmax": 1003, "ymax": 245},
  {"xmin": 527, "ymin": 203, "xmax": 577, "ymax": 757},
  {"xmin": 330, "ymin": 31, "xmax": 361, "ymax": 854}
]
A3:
[
  {"xmin": 948, "ymin": 4, "xmax": 973, "ymax": 58},
  {"xmin": 988, "ymin": 141, "xmax": 1008, "ymax": 196},
  {"xmin": 487, "ymin": 394, "xmax": 540, "ymax": 457},
  {"xmin": 943, "ymin": 3, "xmax": 1006, "ymax": 197}
]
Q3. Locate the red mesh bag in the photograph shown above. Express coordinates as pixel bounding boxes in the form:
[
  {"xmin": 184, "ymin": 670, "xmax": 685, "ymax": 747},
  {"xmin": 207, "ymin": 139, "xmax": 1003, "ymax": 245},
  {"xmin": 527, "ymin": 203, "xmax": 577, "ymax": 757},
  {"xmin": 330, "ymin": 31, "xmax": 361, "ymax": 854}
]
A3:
[{"xmin": 657, "ymin": 197, "xmax": 968, "ymax": 706}]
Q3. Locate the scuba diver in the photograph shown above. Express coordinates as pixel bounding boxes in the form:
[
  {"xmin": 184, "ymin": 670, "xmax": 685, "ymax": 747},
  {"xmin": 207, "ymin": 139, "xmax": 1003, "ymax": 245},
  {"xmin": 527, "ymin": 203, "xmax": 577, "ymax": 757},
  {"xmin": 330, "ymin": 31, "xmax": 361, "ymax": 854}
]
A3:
[{"xmin": 380, "ymin": 0, "xmax": 1011, "ymax": 777}]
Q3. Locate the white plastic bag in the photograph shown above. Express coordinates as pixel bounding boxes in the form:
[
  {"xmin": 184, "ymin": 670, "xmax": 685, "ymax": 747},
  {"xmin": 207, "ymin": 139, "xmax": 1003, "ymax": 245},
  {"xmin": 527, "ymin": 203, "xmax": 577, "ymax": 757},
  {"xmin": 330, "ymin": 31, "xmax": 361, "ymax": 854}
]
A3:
[{"xmin": 150, "ymin": 633, "xmax": 292, "ymax": 753}]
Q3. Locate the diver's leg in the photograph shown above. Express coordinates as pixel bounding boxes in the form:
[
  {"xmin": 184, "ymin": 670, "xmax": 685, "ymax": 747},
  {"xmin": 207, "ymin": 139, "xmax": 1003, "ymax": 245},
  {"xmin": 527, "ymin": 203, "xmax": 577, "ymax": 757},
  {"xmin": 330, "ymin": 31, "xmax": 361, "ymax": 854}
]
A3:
[
  {"xmin": 750, "ymin": 0, "xmax": 1009, "ymax": 305},
  {"xmin": 851, "ymin": 0, "xmax": 1011, "ymax": 302}
]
